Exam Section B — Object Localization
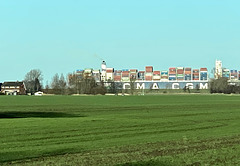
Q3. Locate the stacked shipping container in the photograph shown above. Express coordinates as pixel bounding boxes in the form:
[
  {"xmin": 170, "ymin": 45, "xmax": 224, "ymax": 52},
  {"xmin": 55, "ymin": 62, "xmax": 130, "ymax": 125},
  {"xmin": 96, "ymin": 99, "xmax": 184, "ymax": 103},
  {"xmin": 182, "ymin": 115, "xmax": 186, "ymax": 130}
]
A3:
[
  {"xmin": 192, "ymin": 69, "xmax": 199, "ymax": 80},
  {"xmin": 68, "ymin": 70, "xmax": 84, "ymax": 83},
  {"xmin": 200, "ymin": 68, "xmax": 208, "ymax": 80},
  {"xmin": 92, "ymin": 70, "xmax": 101, "ymax": 81},
  {"xmin": 176, "ymin": 67, "xmax": 184, "ymax": 81},
  {"xmin": 138, "ymin": 71, "xmax": 145, "ymax": 80},
  {"xmin": 76, "ymin": 69, "xmax": 84, "ymax": 79},
  {"xmin": 114, "ymin": 70, "xmax": 122, "ymax": 81},
  {"xmin": 130, "ymin": 69, "xmax": 138, "ymax": 80},
  {"xmin": 106, "ymin": 68, "xmax": 114, "ymax": 80},
  {"xmin": 145, "ymin": 73, "xmax": 153, "ymax": 81},
  {"xmin": 121, "ymin": 70, "xmax": 130, "ymax": 82},
  {"xmin": 169, "ymin": 67, "xmax": 176, "ymax": 80},
  {"xmin": 84, "ymin": 68, "xmax": 93, "ymax": 78},
  {"xmin": 153, "ymin": 71, "xmax": 161, "ymax": 81},
  {"xmin": 72, "ymin": 62, "xmax": 211, "ymax": 83},
  {"xmin": 184, "ymin": 68, "xmax": 192, "ymax": 80},
  {"xmin": 145, "ymin": 66, "xmax": 153, "ymax": 72},
  {"xmin": 145, "ymin": 66, "xmax": 153, "ymax": 81},
  {"xmin": 230, "ymin": 70, "xmax": 238, "ymax": 80},
  {"xmin": 222, "ymin": 69, "xmax": 230, "ymax": 78},
  {"xmin": 161, "ymin": 71, "xmax": 168, "ymax": 80}
]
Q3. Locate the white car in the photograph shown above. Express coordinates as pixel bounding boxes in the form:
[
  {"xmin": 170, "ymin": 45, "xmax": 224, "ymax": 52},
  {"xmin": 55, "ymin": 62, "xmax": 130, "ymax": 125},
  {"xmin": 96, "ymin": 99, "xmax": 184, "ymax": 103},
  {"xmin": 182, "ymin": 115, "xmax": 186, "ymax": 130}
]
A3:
[{"xmin": 34, "ymin": 91, "xmax": 43, "ymax": 96}]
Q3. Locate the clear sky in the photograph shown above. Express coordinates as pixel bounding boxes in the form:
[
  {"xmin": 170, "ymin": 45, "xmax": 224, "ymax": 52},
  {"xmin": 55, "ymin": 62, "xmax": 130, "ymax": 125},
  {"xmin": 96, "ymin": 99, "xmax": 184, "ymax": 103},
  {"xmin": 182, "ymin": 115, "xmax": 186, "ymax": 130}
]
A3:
[{"xmin": 1, "ymin": 0, "xmax": 240, "ymax": 84}]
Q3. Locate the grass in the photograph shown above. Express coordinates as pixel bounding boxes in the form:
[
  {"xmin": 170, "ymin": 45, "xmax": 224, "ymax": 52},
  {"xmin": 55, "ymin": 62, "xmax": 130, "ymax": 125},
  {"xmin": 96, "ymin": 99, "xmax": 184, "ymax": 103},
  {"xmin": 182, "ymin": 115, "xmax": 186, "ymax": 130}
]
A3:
[{"xmin": 0, "ymin": 94, "xmax": 240, "ymax": 165}]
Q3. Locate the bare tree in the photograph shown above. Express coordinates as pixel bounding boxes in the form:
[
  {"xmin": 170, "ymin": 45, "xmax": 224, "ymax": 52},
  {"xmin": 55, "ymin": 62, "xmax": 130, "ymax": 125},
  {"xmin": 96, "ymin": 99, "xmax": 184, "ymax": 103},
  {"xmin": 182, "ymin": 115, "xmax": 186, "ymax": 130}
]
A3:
[
  {"xmin": 59, "ymin": 74, "xmax": 67, "ymax": 95},
  {"xmin": 45, "ymin": 81, "xmax": 50, "ymax": 94},
  {"xmin": 50, "ymin": 73, "xmax": 67, "ymax": 95},
  {"xmin": 130, "ymin": 75, "xmax": 136, "ymax": 95},
  {"xmin": 107, "ymin": 79, "xmax": 116, "ymax": 94},
  {"xmin": 210, "ymin": 77, "xmax": 229, "ymax": 93},
  {"xmin": 51, "ymin": 73, "xmax": 60, "ymax": 94},
  {"xmin": 82, "ymin": 77, "xmax": 97, "ymax": 94},
  {"xmin": 68, "ymin": 73, "xmax": 82, "ymax": 94},
  {"xmin": 24, "ymin": 69, "xmax": 43, "ymax": 94}
]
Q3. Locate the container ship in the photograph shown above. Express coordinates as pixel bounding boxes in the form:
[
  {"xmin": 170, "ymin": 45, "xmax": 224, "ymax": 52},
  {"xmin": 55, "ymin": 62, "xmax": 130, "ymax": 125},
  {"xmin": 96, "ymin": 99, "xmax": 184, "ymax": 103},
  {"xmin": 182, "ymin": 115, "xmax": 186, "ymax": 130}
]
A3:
[
  {"xmin": 69, "ymin": 60, "xmax": 240, "ymax": 90},
  {"xmin": 70, "ymin": 61, "xmax": 209, "ymax": 90}
]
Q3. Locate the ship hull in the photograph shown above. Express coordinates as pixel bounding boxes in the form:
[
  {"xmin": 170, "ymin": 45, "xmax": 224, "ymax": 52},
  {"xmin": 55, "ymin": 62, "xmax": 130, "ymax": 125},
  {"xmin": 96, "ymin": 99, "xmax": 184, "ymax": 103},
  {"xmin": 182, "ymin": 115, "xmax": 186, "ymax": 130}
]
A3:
[{"xmin": 112, "ymin": 81, "xmax": 209, "ymax": 90}]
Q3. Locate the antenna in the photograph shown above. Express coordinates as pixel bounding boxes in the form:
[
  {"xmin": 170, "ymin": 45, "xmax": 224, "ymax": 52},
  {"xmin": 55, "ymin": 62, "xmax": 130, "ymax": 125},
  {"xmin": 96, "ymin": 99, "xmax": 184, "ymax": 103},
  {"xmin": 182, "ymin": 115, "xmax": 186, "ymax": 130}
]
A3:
[{"xmin": 94, "ymin": 54, "xmax": 104, "ymax": 61}]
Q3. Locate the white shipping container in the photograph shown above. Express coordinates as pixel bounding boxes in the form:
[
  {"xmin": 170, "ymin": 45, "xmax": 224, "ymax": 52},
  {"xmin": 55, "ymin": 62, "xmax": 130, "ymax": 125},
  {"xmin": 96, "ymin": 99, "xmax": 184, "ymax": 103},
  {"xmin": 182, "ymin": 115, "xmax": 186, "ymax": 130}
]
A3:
[
  {"xmin": 106, "ymin": 73, "xmax": 114, "ymax": 80},
  {"xmin": 121, "ymin": 77, "xmax": 130, "ymax": 82},
  {"xmin": 145, "ymin": 72, "xmax": 153, "ymax": 76},
  {"xmin": 153, "ymin": 76, "xmax": 161, "ymax": 80}
]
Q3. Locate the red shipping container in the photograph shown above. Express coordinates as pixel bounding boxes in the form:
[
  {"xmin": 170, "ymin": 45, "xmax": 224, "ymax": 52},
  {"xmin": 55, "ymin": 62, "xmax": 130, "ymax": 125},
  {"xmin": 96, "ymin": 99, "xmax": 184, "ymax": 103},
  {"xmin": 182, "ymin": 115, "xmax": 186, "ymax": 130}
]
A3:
[
  {"xmin": 177, "ymin": 70, "xmax": 184, "ymax": 74},
  {"xmin": 161, "ymin": 76, "xmax": 168, "ymax": 79},
  {"xmin": 177, "ymin": 78, "xmax": 184, "ymax": 80},
  {"xmin": 130, "ymin": 69, "xmax": 138, "ymax": 72},
  {"xmin": 185, "ymin": 71, "xmax": 192, "ymax": 74},
  {"xmin": 145, "ymin": 76, "xmax": 152, "ymax": 80},
  {"xmin": 114, "ymin": 75, "xmax": 121, "ymax": 81},
  {"xmin": 122, "ymin": 74, "xmax": 129, "ymax": 77},
  {"xmin": 169, "ymin": 68, "xmax": 176, "ymax": 74},
  {"xmin": 193, "ymin": 69, "xmax": 199, "ymax": 73},
  {"xmin": 153, "ymin": 71, "xmax": 160, "ymax": 75},
  {"xmin": 145, "ymin": 66, "xmax": 153, "ymax": 72},
  {"xmin": 200, "ymin": 68, "xmax": 207, "ymax": 71}
]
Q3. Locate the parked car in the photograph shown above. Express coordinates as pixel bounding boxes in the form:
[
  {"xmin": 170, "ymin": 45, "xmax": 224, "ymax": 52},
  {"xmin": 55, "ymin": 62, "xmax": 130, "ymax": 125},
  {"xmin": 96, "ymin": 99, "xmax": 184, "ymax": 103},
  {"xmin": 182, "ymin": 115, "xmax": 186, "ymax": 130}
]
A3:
[{"xmin": 34, "ymin": 91, "xmax": 43, "ymax": 96}]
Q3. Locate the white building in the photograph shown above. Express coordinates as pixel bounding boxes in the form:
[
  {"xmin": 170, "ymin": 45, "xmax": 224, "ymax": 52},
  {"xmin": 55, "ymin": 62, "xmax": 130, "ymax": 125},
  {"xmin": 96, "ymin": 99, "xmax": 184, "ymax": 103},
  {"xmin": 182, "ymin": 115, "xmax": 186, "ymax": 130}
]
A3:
[
  {"xmin": 215, "ymin": 60, "xmax": 222, "ymax": 79},
  {"xmin": 101, "ymin": 61, "xmax": 107, "ymax": 81}
]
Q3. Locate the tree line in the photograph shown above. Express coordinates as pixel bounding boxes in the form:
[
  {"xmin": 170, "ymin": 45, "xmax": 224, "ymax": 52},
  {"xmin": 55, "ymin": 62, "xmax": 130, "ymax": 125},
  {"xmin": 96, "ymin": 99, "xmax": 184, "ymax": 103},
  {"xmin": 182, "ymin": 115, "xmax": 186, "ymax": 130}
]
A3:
[
  {"xmin": 210, "ymin": 77, "xmax": 240, "ymax": 94},
  {"xmin": 24, "ymin": 69, "xmax": 106, "ymax": 95}
]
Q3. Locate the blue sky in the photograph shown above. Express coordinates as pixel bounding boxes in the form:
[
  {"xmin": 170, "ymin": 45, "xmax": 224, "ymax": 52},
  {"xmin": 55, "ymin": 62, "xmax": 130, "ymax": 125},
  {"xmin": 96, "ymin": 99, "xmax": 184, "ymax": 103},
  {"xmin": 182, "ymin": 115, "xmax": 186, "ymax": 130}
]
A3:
[{"xmin": 1, "ymin": 0, "xmax": 240, "ymax": 84}]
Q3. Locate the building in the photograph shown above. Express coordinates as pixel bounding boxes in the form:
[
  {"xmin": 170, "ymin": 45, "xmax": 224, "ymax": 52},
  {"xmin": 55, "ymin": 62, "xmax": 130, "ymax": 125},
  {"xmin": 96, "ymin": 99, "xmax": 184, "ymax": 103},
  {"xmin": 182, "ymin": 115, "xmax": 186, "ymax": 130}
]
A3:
[
  {"xmin": 215, "ymin": 60, "xmax": 222, "ymax": 79},
  {"xmin": 1, "ymin": 82, "xmax": 26, "ymax": 95},
  {"xmin": 101, "ymin": 61, "xmax": 107, "ymax": 81}
]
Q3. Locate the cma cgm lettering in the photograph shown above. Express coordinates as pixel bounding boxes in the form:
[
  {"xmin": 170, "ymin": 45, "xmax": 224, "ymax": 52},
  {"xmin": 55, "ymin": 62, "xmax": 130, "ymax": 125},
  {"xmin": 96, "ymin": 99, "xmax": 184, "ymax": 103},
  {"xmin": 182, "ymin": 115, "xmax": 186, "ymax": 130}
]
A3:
[{"xmin": 122, "ymin": 81, "xmax": 208, "ymax": 90}]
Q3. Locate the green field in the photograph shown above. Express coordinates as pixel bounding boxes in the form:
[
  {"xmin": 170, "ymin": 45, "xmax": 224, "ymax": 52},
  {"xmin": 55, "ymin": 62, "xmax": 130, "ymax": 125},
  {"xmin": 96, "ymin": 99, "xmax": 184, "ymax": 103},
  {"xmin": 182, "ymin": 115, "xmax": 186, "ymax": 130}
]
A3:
[{"xmin": 0, "ymin": 95, "xmax": 240, "ymax": 165}]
